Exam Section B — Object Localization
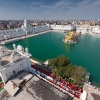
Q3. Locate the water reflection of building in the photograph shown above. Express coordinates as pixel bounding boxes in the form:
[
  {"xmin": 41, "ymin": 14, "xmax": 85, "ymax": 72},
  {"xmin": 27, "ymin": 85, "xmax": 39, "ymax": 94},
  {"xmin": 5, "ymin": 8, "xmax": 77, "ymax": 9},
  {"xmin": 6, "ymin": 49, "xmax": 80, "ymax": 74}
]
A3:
[{"xmin": 64, "ymin": 43, "xmax": 75, "ymax": 54}]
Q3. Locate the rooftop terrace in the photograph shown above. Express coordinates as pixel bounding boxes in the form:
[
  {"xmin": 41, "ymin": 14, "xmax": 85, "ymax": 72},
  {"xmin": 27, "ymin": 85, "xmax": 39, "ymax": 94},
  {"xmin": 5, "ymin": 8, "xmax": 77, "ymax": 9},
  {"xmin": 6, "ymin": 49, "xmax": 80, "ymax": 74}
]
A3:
[{"xmin": 0, "ymin": 75, "xmax": 73, "ymax": 100}]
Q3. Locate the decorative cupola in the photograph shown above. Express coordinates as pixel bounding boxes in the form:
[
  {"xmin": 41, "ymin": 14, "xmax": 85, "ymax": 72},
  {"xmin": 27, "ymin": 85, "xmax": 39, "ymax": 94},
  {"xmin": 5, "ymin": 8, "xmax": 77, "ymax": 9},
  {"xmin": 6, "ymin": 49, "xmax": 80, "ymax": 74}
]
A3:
[
  {"xmin": 17, "ymin": 45, "xmax": 24, "ymax": 53},
  {"xmin": 25, "ymin": 47, "xmax": 31, "ymax": 57}
]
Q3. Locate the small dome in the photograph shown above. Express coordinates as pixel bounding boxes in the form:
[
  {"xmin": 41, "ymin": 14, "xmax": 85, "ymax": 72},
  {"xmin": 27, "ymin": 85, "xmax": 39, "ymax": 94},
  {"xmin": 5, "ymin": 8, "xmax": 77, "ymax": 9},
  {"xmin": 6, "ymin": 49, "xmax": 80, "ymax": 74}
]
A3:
[
  {"xmin": 13, "ymin": 43, "xmax": 16, "ymax": 46},
  {"xmin": 25, "ymin": 47, "xmax": 28, "ymax": 53}
]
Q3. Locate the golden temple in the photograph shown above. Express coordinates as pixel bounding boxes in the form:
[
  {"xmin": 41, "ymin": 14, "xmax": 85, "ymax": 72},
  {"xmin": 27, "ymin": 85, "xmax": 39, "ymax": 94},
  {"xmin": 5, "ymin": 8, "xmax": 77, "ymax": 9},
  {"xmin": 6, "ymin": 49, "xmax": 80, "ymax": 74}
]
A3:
[{"xmin": 64, "ymin": 31, "xmax": 80, "ymax": 44}]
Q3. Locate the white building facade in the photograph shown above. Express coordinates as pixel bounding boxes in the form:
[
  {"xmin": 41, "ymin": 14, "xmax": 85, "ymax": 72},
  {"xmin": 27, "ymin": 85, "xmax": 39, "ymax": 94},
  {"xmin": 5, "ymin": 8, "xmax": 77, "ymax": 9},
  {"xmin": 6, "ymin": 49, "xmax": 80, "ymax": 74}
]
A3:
[
  {"xmin": 50, "ymin": 25, "xmax": 74, "ymax": 31},
  {"xmin": 0, "ymin": 20, "xmax": 75, "ymax": 41},
  {"xmin": 0, "ymin": 44, "xmax": 31, "ymax": 84},
  {"xmin": 92, "ymin": 25, "xmax": 100, "ymax": 34},
  {"xmin": 0, "ymin": 19, "xmax": 51, "ymax": 41},
  {"xmin": 76, "ymin": 25, "xmax": 100, "ymax": 35},
  {"xmin": 76, "ymin": 25, "xmax": 90, "ymax": 34}
]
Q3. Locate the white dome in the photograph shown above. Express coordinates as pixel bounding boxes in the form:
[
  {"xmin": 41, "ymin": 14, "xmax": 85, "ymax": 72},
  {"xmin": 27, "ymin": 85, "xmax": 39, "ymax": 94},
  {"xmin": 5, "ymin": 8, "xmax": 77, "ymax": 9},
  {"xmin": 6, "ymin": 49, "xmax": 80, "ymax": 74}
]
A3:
[
  {"xmin": 13, "ymin": 43, "xmax": 16, "ymax": 48},
  {"xmin": 17, "ymin": 45, "xmax": 23, "ymax": 51}
]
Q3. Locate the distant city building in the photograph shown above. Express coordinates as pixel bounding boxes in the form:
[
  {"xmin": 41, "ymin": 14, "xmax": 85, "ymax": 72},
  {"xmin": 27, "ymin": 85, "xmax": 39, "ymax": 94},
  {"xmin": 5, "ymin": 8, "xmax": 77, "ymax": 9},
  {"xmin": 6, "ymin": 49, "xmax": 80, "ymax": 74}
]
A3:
[
  {"xmin": 76, "ymin": 22, "xmax": 100, "ymax": 34},
  {"xmin": 0, "ymin": 19, "xmax": 100, "ymax": 42},
  {"xmin": 76, "ymin": 24, "xmax": 90, "ymax": 34}
]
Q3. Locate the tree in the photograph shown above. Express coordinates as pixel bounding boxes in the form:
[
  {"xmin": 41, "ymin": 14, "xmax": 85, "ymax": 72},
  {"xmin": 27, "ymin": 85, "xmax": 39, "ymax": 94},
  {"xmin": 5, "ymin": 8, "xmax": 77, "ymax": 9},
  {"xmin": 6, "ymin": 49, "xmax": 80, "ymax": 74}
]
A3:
[
  {"xmin": 48, "ymin": 58, "xmax": 58, "ymax": 68},
  {"xmin": 48, "ymin": 55, "xmax": 87, "ymax": 83},
  {"xmin": 57, "ymin": 55, "xmax": 70, "ymax": 67},
  {"xmin": 70, "ymin": 66, "xmax": 87, "ymax": 83},
  {"xmin": 48, "ymin": 55, "xmax": 70, "ymax": 67}
]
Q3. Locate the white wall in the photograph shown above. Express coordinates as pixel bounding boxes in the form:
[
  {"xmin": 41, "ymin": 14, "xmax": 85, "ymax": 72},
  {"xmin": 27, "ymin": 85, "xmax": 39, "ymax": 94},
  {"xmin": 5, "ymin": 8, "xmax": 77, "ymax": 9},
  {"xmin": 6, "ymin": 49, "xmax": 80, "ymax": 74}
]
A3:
[
  {"xmin": 0, "ymin": 57, "xmax": 30, "ymax": 83},
  {"xmin": 50, "ymin": 25, "xmax": 73, "ymax": 30},
  {"xmin": 92, "ymin": 26, "xmax": 100, "ymax": 33},
  {"xmin": 0, "ymin": 28, "xmax": 26, "ymax": 40},
  {"xmin": 0, "ymin": 25, "xmax": 51, "ymax": 41}
]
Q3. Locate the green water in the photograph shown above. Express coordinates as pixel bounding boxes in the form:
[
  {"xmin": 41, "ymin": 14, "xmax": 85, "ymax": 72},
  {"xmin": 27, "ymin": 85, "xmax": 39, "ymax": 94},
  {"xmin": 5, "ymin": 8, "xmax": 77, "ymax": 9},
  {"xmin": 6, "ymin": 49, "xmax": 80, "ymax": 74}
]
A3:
[{"xmin": 5, "ymin": 31, "xmax": 100, "ymax": 84}]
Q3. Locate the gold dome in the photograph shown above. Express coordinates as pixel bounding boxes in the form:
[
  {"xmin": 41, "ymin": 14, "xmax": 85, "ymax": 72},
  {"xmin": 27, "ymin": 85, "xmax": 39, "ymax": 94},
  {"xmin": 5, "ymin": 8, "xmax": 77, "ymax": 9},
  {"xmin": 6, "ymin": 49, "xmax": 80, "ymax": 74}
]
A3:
[{"xmin": 65, "ymin": 31, "xmax": 77, "ymax": 40}]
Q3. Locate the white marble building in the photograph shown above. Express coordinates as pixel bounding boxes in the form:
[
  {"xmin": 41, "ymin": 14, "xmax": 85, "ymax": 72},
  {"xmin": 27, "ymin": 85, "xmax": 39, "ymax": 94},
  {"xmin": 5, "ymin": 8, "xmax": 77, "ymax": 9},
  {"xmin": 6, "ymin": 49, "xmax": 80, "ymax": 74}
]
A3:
[
  {"xmin": 76, "ymin": 25, "xmax": 100, "ymax": 35},
  {"xmin": 92, "ymin": 25, "xmax": 100, "ymax": 34},
  {"xmin": 22, "ymin": 20, "xmax": 51, "ymax": 34},
  {"xmin": 76, "ymin": 25, "xmax": 90, "ymax": 34},
  {"xmin": 0, "ymin": 44, "xmax": 31, "ymax": 84},
  {"xmin": 50, "ymin": 24, "xmax": 74, "ymax": 30},
  {"xmin": 0, "ymin": 20, "xmax": 74, "ymax": 41},
  {"xmin": 0, "ymin": 20, "xmax": 51, "ymax": 41},
  {"xmin": 0, "ymin": 28, "xmax": 26, "ymax": 40}
]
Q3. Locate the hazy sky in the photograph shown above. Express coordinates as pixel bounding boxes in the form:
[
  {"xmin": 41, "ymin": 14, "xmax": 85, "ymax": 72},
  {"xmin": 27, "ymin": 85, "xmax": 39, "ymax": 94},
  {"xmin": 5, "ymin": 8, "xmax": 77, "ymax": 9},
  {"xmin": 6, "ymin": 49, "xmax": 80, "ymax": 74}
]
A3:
[{"xmin": 0, "ymin": 0, "xmax": 100, "ymax": 20}]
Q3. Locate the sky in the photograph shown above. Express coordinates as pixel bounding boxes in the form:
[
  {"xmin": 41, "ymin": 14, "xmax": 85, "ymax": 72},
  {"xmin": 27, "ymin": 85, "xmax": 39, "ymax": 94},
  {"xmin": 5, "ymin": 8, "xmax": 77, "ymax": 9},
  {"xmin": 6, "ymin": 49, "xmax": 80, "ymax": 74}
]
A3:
[{"xmin": 0, "ymin": 0, "xmax": 100, "ymax": 20}]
